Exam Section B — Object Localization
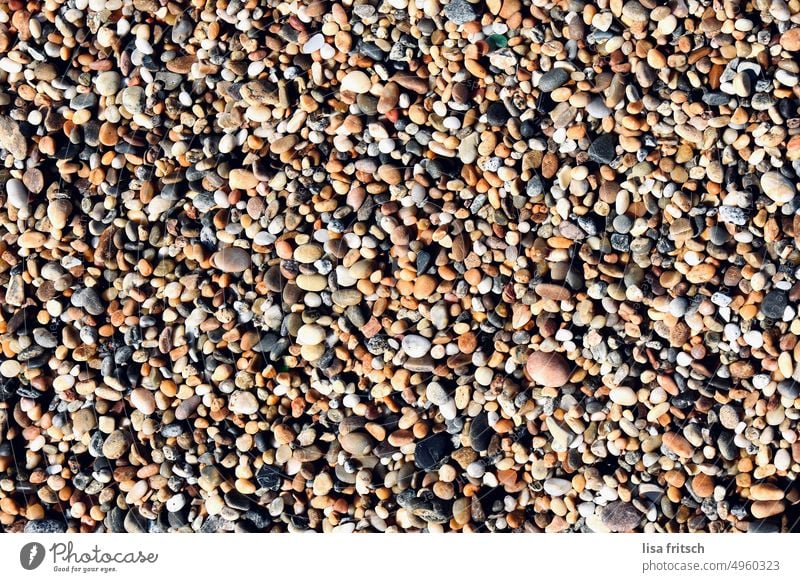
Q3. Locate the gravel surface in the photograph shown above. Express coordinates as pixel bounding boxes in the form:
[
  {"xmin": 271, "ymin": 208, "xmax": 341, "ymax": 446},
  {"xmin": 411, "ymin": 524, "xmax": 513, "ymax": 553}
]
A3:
[{"xmin": 1, "ymin": 0, "xmax": 800, "ymax": 533}]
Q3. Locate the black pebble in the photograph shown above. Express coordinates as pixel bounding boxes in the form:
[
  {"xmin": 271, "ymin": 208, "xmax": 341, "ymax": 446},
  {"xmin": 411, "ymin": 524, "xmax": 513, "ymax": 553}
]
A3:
[
  {"xmin": 469, "ymin": 413, "xmax": 492, "ymax": 452},
  {"xmin": 761, "ymin": 290, "xmax": 788, "ymax": 319},
  {"xmin": 588, "ymin": 133, "xmax": 617, "ymax": 165},
  {"xmin": 256, "ymin": 464, "xmax": 283, "ymax": 490},
  {"xmin": 486, "ymin": 102, "xmax": 510, "ymax": 125},
  {"xmin": 414, "ymin": 432, "xmax": 454, "ymax": 470}
]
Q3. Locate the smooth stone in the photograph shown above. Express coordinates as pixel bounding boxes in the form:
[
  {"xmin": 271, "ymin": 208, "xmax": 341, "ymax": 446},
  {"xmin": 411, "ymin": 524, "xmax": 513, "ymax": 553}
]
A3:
[
  {"xmin": 95, "ymin": 71, "xmax": 121, "ymax": 96},
  {"xmin": 543, "ymin": 477, "xmax": 572, "ymax": 496},
  {"xmin": 588, "ymin": 133, "xmax": 617, "ymax": 164},
  {"xmin": 339, "ymin": 432, "xmax": 374, "ymax": 456},
  {"xmin": 761, "ymin": 171, "xmax": 795, "ymax": 204},
  {"xmin": 6, "ymin": 178, "xmax": 28, "ymax": 208},
  {"xmin": 402, "ymin": 334, "xmax": 431, "ymax": 358},
  {"xmin": 425, "ymin": 382, "xmax": 449, "ymax": 406},
  {"xmin": 297, "ymin": 323, "xmax": 326, "ymax": 346},
  {"xmin": 47, "ymin": 199, "xmax": 72, "ymax": 229},
  {"xmin": 486, "ymin": 101, "xmax": 510, "ymax": 125},
  {"xmin": 662, "ymin": 432, "xmax": 693, "ymax": 458},
  {"xmin": 751, "ymin": 500, "xmax": 785, "ymax": 519},
  {"xmin": 469, "ymin": 413, "xmax": 492, "ymax": 451},
  {"xmin": 121, "ymin": 86, "xmax": 146, "ymax": 113},
  {"xmin": 341, "ymin": 71, "xmax": 371, "ymax": 93},
  {"xmin": 538, "ymin": 68, "xmax": 570, "ymax": 92},
  {"xmin": 212, "ymin": 247, "xmax": 251, "ymax": 273},
  {"xmin": 526, "ymin": 350, "xmax": 570, "ymax": 387},
  {"xmin": 256, "ymin": 464, "xmax": 282, "ymax": 490},
  {"xmin": 414, "ymin": 432, "xmax": 454, "ymax": 470},
  {"xmin": 609, "ymin": 386, "xmax": 638, "ymax": 406},
  {"xmin": 229, "ymin": 169, "xmax": 259, "ymax": 189},
  {"xmin": 102, "ymin": 430, "xmax": 129, "ymax": 460},
  {"xmin": 229, "ymin": 390, "xmax": 259, "ymax": 415},
  {"xmin": 130, "ymin": 388, "xmax": 156, "ymax": 415},
  {"xmin": 761, "ymin": 290, "xmax": 788, "ymax": 319},
  {"xmin": 585, "ymin": 98, "xmax": 611, "ymax": 118},
  {"xmin": 750, "ymin": 483, "xmax": 784, "ymax": 501},
  {"xmin": 175, "ymin": 395, "xmax": 201, "ymax": 421}
]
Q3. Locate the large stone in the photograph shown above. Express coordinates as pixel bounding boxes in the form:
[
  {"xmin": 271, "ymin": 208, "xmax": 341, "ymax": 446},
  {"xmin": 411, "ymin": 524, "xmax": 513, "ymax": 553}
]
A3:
[
  {"xmin": 0, "ymin": 116, "xmax": 26, "ymax": 159},
  {"xmin": 760, "ymin": 171, "xmax": 795, "ymax": 205},
  {"xmin": 414, "ymin": 432, "xmax": 454, "ymax": 470},
  {"xmin": 526, "ymin": 350, "xmax": 571, "ymax": 387},
  {"xmin": 444, "ymin": 0, "xmax": 478, "ymax": 24},
  {"xmin": 102, "ymin": 430, "xmax": 129, "ymax": 460},
  {"xmin": 212, "ymin": 247, "xmax": 251, "ymax": 273},
  {"xmin": 601, "ymin": 501, "xmax": 641, "ymax": 532},
  {"xmin": 229, "ymin": 390, "xmax": 259, "ymax": 415},
  {"xmin": 341, "ymin": 71, "xmax": 371, "ymax": 94}
]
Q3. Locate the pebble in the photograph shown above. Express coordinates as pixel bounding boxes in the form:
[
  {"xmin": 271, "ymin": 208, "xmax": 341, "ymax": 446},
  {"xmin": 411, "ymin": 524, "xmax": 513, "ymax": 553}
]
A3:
[
  {"xmin": 609, "ymin": 387, "xmax": 638, "ymax": 406},
  {"xmin": 102, "ymin": 430, "xmax": 129, "ymax": 460},
  {"xmin": 601, "ymin": 502, "xmax": 641, "ymax": 532},
  {"xmin": 588, "ymin": 134, "xmax": 617, "ymax": 165},
  {"xmin": 444, "ymin": 0, "xmax": 478, "ymax": 24},
  {"xmin": 526, "ymin": 351, "xmax": 570, "ymax": 387},
  {"xmin": 95, "ymin": 71, "xmax": 121, "ymax": 96},
  {"xmin": 341, "ymin": 71, "xmax": 371, "ymax": 94},
  {"xmin": 229, "ymin": 390, "xmax": 259, "ymax": 415},
  {"xmin": 761, "ymin": 172, "xmax": 795, "ymax": 204},
  {"xmin": 402, "ymin": 335, "xmax": 431, "ymax": 358},
  {"xmin": 538, "ymin": 68, "xmax": 570, "ymax": 92},
  {"xmin": 6, "ymin": 179, "xmax": 27, "ymax": 209},
  {"xmin": 414, "ymin": 432, "xmax": 454, "ymax": 470},
  {"xmin": 339, "ymin": 432, "xmax": 374, "ymax": 456},
  {"xmin": 212, "ymin": 247, "xmax": 251, "ymax": 273},
  {"xmin": 130, "ymin": 388, "xmax": 156, "ymax": 415}
]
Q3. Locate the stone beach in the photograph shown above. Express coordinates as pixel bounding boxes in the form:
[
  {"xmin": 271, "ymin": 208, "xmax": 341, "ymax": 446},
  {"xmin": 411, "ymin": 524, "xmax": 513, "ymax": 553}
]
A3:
[{"xmin": 1, "ymin": 0, "xmax": 800, "ymax": 534}]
